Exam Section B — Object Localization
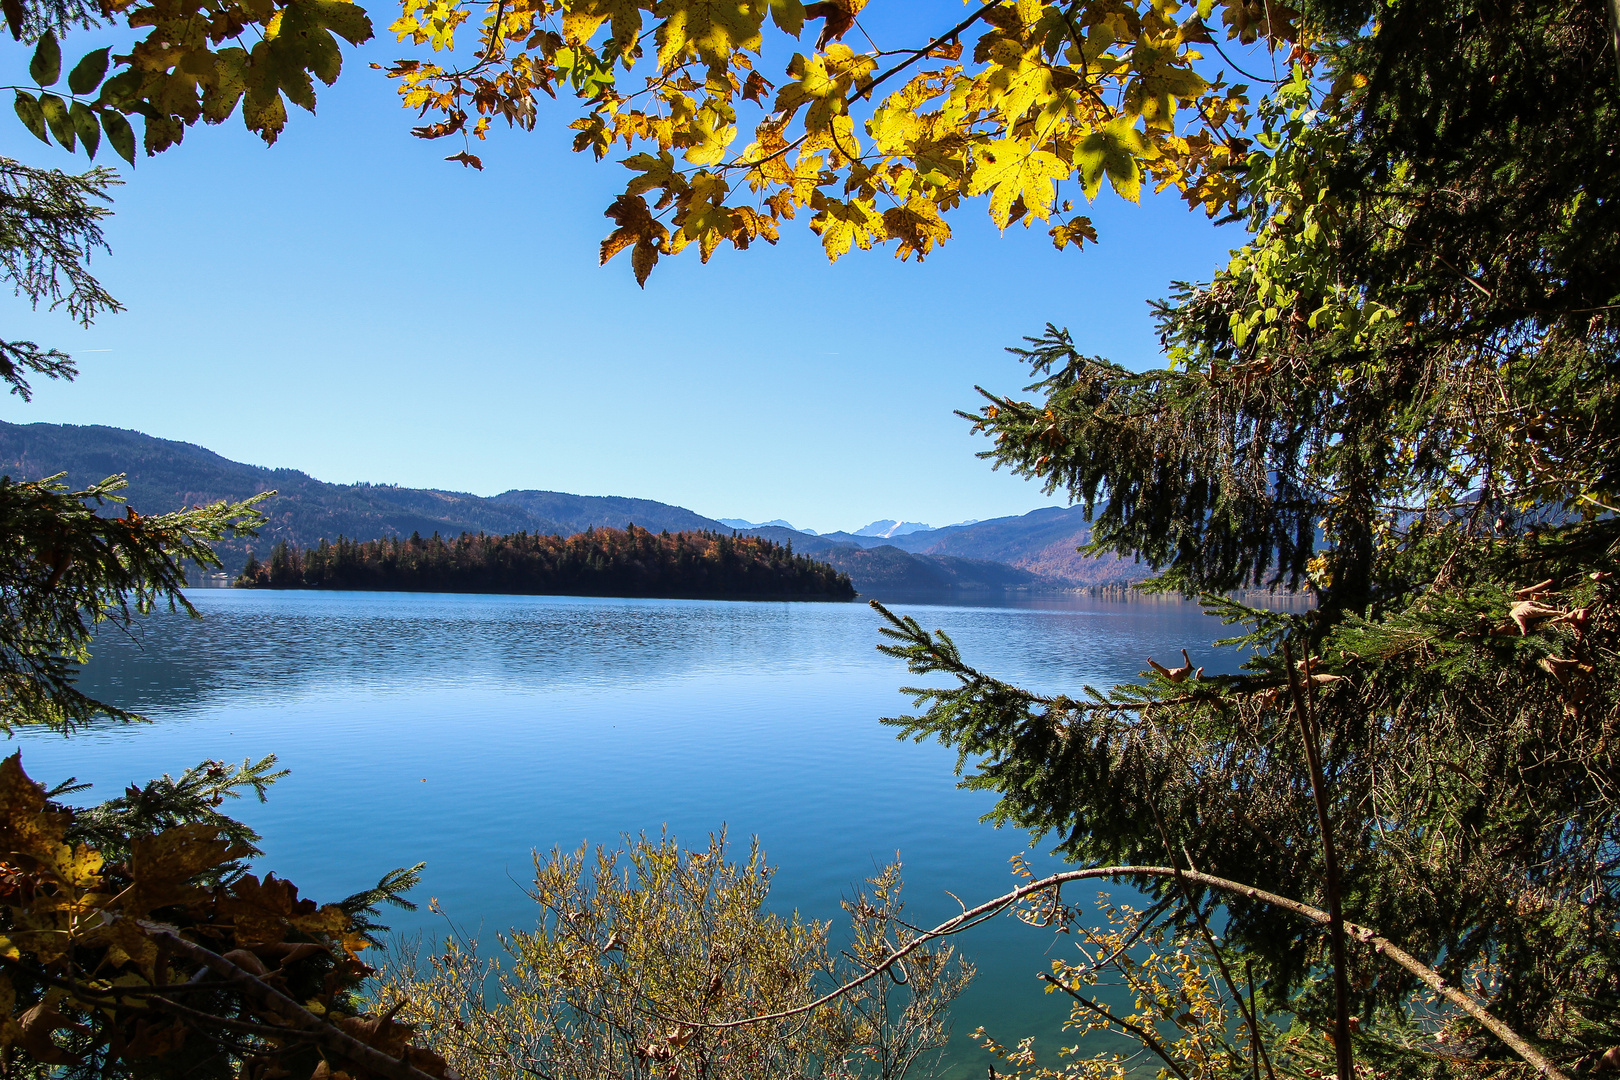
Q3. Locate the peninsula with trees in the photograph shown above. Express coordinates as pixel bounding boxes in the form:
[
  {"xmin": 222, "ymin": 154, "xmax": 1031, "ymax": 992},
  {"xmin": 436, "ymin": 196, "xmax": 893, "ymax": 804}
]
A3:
[{"xmin": 233, "ymin": 526, "xmax": 857, "ymax": 601}]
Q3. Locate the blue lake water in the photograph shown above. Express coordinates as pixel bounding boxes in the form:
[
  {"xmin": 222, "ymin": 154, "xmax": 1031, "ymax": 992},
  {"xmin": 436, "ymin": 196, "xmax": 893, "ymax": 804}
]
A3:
[{"xmin": 12, "ymin": 589, "xmax": 1249, "ymax": 1077}]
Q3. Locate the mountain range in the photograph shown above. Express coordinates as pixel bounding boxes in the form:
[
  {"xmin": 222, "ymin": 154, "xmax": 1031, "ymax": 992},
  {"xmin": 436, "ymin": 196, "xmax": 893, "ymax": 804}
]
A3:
[{"xmin": 0, "ymin": 421, "xmax": 1148, "ymax": 594}]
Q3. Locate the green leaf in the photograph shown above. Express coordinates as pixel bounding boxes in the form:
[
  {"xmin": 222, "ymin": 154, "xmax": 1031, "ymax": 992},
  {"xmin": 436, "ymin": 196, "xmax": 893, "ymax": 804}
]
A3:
[
  {"xmin": 67, "ymin": 47, "xmax": 110, "ymax": 96},
  {"xmin": 29, "ymin": 30, "xmax": 60, "ymax": 86},
  {"xmin": 13, "ymin": 90, "xmax": 48, "ymax": 143},
  {"xmin": 70, "ymin": 101, "xmax": 99, "ymax": 158},
  {"xmin": 39, "ymin": 92, "xmax": 73, "ymax": 150},
  {"xmin": 0, "ymin": 0, "xmax": 23, "ymax": 42},
  {"xmin": 100, "ymin": 110, "xmax": 136, "ymax": 164},
  {"xmin": 202, "ymin": 47, "xmax": 248, "ymax": 123},
  {"xmin": 96, "ymin": 69, "xmax": 142, "ymax": 108}
]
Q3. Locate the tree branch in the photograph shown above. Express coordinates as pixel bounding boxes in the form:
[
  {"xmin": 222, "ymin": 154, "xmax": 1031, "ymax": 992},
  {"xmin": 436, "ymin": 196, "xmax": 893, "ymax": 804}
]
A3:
[
  {"xmin": 1038, "ymin": 972, "xmax": 1190, "ymax": 1080},
  {"xmin": 1284, "ymin": 642, "xmax": 1353, "ymax": 1080},
  {"xmin": 661, "ymin": 866, "xmax": 1570, "ymax": 1080}
]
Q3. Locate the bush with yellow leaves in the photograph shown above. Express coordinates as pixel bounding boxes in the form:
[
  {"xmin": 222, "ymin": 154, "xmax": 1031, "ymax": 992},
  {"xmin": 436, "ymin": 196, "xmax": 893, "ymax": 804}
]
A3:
[{"xmin": 375, "ymin": 832, "xmax": 972, "ymax": 1080}]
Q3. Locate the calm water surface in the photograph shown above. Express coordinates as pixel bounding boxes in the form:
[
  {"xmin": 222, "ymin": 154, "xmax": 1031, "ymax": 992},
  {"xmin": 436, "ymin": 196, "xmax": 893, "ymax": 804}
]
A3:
[{"xmin": 13, "ymin": 590, "xmax": 1246, "ymax": 1077}]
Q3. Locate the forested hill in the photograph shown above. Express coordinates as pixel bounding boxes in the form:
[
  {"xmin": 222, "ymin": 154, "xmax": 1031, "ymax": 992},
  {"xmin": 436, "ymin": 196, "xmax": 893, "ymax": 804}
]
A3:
[
  {"xmin": 0, "ymin": 421, "xmax": 735, "ymax": 573},
  {"xmin": 0, "ymin": 420, "xmax": 1141, "ymax": 591},
  {"xmin": 235, "ymin": 527, "xmax": 856, "ymax": 601}
]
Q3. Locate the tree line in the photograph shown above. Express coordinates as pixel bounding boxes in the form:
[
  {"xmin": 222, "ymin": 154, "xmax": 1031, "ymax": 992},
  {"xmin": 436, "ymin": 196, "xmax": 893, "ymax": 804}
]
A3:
[{"xmin": 234, "ymin": 525, "xmax": 857, "ymax": 600}]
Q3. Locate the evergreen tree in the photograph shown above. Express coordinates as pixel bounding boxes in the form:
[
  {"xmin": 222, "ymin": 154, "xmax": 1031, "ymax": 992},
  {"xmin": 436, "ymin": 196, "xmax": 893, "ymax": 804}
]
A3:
[{"xmin": 871, "ymin": 2, "xmax": 1620, "ymax": 1076}]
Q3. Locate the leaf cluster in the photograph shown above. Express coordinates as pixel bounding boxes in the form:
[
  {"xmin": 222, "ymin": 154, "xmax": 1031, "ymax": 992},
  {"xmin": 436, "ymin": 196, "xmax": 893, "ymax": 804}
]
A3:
[
  {"xmin": 0, "ymin": 753, "xmax": 443, "ymax": 1080},
  {"xmin": 5, "ymin": 0, "xmax": 374, "ymax": 161},
  {"xmin": 384, "ymin": 0, "xmax": 1296, "ymax": 282},
  {"xmin": 376, "ymin": 831, "xmax": 972, "ymax": 1080}
]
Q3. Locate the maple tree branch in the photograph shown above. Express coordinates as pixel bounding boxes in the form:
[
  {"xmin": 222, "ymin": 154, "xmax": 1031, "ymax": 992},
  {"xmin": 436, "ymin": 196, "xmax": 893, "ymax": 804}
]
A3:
[
  {"xmin": 136, "ymin": 922, "xmax": 445, "ymax": 1080},
  {"xmin": 146, "ymin": 995, "xmax": 328, "ymax": 1041},
  {"xmin": 1056, "ymin": 1, "xmax": 1125, "ymax": 114},
  {"xmin": 851, "ymin": 1, "xmax": 998, "ymax": 104},
  {"xmin": 1204, "ymin": 35, "xmax": 1278, "ymax": 85}
]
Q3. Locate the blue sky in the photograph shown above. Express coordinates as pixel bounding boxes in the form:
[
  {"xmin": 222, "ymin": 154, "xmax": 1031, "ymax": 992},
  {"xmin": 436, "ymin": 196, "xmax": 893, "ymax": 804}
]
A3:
[{"xmin": 1, "ymin": 3, "xmax": 1243, "ymax": 535}]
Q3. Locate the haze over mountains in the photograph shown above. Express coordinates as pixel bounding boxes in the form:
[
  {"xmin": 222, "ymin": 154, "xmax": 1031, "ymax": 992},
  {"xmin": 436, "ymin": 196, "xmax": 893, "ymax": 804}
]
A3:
[{"xmin": 0, "ymin": 421, "xmax": 1146, "ymax": 594}]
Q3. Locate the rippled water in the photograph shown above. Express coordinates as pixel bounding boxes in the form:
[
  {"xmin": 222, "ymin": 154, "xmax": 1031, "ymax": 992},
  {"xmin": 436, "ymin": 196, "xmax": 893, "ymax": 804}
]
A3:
[{"xmin": 13, "ymin": 589, "xmax": 1248, "ymax": 1077}]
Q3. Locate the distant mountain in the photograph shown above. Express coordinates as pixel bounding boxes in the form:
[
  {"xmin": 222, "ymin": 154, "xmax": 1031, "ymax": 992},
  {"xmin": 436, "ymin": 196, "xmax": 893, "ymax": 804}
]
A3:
[
  {"xmin": 716, "ymin": 517, "xmax": 814, "ymax": 534},
  {"xmin": 729, "ymin": 527, "xmax": 1077, "ymax": 594},
  {"xmin": 745, "ymin": 507, "xmax": 1144, "ymax": 586},
  {"xmin": 0, "ymin": 421, "xmax": 1115, "ymax": 593},
  {"xmin": 853, "ymin": 519, "xmax": 933, "ymax": 538},
  {"xmin": 0, "ymin": 422, "xmax": 547, "ymax": 575},
  {"xmin": 490, "ymin": 490, "xmax": 731, "ymax": 536},
  {"xmin": 882, "ymin": 506, "xmax": 1141, "ymax": 585}
]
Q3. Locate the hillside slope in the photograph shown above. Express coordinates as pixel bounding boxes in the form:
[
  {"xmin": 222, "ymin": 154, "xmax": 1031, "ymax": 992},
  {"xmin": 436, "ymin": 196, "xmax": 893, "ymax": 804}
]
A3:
[
  {"xmin": 492, "ymin": 490, "xmax": 732, "ymax": 535},
  {"xmin": 0, "ymin": 422, "xmax": 1094, "ymax": 593},
  {"xmin": 890, "ymin": 506, "xmax": 1141, "ymax": 585},
  {"xmin": 0, "ymin": 422, "xmax": 547, "ymax": 568}
]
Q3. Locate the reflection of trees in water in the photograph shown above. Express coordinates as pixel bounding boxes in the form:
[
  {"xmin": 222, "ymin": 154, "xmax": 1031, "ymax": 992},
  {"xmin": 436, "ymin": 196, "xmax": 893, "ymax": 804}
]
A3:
[
  {"xmin": 76, "ymin": 597, "xmax": 889, "ymax": 716},
  {"xmin": 76, "ymin": 594, "xmax": 1242, "ymax": 727}
]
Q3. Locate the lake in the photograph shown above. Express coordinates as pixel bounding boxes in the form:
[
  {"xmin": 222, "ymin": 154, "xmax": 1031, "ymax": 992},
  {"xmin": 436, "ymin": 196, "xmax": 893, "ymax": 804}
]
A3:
[{"xmin": 13, "ymin": 589, "xmax": 1250, "ymax": 1077}]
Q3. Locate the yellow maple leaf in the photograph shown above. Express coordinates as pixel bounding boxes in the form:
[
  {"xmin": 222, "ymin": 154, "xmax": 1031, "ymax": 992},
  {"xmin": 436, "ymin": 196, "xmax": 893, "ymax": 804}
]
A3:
[
  {"xmin": 740, "ymin": 123, "xmax": 794, "ymax": 186},
  {"xmin": 809, "ymin": 195, "xmax": 883, "ymax": 260},
  {"xmin": 881, "ymin": 196, "xmax": 950, "ymax": 261},
  {"xmin": 671, "ymin": 170, "xmax": 733, "ymax": 261},
  {"xmin": 600, "ymin": 191, "xmax": 671, "ymax": 286},
  {"xmin": 968, "ymin": 138, "xmax": 1069, "ymax": 227},
  {"xmin": 655, "ymin": 0, "xmax": 765, "ymax": 71},
  {"xmin": 624, "ymin": 149, "xmax": 683, "ymax": 198},
  {"xmin": 1050, "ymin": 214, "xmax": 1098, "ymax": 251},
  {"xmin": 682, "ymin": 105, "xmax": 737, "ymax": 165},
  {"xmin": 1075, "ymin": 117, "xmax": 1150, "ymax": 202},
  {"xmin": 561, "ymin": 0, "xmax": 643, "ymax": 47},
  {"xmin": 790, "ymin": 150, "xmax": 825, "ymax": 203},
  {"xmin": 977, "ymin": 40, "xmax": 1051, "ymax": 125},
  {"xmin": 774, "ymin": 43, "xmax": 874, "ymax": 127},
  {"xmin": 0, "ymin": 753, "xmax": 67, "ymax": 863}
]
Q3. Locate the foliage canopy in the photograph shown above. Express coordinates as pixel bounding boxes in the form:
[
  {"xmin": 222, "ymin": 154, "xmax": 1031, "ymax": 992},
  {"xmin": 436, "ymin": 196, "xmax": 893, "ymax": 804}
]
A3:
[
  {"xmin": 236, "ymin": 526, "xmax": 857, "ymax": 600},
  {"xmin": 384, "ymin": 0, "xmax": 1299, "ymax": 280}
]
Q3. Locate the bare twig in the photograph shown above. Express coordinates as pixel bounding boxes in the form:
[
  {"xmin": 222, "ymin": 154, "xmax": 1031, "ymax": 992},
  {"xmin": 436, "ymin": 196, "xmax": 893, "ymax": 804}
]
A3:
[
  {"xmin": 1039, "ymin": 972, "xmax": 1191, "ymax": 1080},
  {"xmin": 851, "ymin": 2, "xmax": 999, "ymax": 103},
  {"xmin": 1148, "ymin": 802, "xmax": 1277, "ymax": 1080}
]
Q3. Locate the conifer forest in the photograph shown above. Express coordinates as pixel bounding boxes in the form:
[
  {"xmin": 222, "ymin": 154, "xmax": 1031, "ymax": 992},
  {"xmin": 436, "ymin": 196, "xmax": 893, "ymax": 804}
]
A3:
[
  {"xmin": 1, "ymin": 0, "xmax": 1617, "ymax": 1079},
  {"xmin": 233, "ymin": 527, "xmax": 857, "ymax": 600}
]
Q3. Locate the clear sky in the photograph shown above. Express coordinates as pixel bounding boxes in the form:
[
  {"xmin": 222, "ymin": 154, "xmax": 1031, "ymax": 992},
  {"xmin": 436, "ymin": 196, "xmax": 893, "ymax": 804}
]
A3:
[{"xmin": 1, "ymin": 4, "xmax": 1243, "ymax": 535}]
